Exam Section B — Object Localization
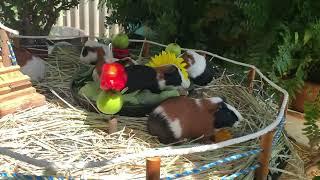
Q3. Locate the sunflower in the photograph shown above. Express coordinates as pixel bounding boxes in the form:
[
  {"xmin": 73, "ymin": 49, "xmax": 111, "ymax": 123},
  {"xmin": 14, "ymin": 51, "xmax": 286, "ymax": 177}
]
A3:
[{"xmin": 146, "ymin": 51, "xmax": 189, "ymax": 80}]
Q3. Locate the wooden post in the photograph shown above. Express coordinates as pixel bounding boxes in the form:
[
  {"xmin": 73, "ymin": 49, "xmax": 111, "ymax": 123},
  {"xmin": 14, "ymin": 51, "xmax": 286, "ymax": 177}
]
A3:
[
  {"xmin": 0, "ymin": 29, "xmax": 12, "ymax": 67},
  {"xmin": 108, "ymin": 118, "xmax": 118, "ymax": 134},
  {"xmin": 0, "ymin": 26, "xmax": 46, "ymax": 117},
  {"xmin": 247, "ymin": 68, "xmax": 256, "ymax": 93},
  {"xmin": 255, "ymin": 130, "xmax": 275, "ymax": 180},
  {"xmin": 146, "ymin": 157, "xmax": 161, "ymax": 180},
  {"xmin": 143, "ymin": 41, "xmax": 150, "ymax": 57},
  {"xmin": 12, "ymin": 37, "xmax": 20, "ymax": 49}
]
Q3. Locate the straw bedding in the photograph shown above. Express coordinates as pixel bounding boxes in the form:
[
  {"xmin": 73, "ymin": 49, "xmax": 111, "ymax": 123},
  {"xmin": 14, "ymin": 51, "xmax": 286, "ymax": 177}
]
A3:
[{"xmin": 0, "ymin": 45, "xmax": 305, "ymax": 179}]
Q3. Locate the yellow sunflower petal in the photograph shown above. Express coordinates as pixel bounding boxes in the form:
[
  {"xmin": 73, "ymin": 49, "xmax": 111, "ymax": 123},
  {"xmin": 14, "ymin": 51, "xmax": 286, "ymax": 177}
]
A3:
[{"xmin": 146, "ymin": 51, "xmax": 189, "ymax": 80}]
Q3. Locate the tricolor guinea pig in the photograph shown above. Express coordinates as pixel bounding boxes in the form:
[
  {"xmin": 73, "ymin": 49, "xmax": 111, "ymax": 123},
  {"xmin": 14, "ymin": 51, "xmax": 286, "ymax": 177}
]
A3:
[
  {"xmin": 80, "ymin": 40, "xmax": 135, "ymax": 67},
  {"xmin": 147, "ymin": 96, "xmax": 242, "ymax": 144},
  {"xmin": 125, "ymin": 64, "xmax": 191, "ymax": 93},
  {"xmin": 14, "ymin": 48, "xmax": 46, "ymax": 82},
  {"xmin": 181, "ymin": 50, "xmax": 215, "ymax": 86},
  {"xmin": 80, "ymin": 40, "xmax": 115, "ymax": 65}
]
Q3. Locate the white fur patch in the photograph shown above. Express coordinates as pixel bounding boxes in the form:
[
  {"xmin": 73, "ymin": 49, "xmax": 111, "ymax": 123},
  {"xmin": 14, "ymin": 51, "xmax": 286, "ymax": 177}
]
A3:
[
  {"xmin": 169, "ymin": 118, "xmax": 183, "ymax": 139},
  {"xmin": 195, "ymin": 99, "xmax": 202, "ymax": 107},
  {"xmin": 154, "ymin": 106, "xmax": 165, "ymax": 114},
  {"xmin": 84, "ymin": 40, "xmax": 100, "ymax": 47},
  {"xmin": 158, "ymin": 79, "xmax": 166, "ymax": 90},
  {"xmin": 185, "ymin": 50, "xmax": 206, "ymax": 78},
  {"xmin": 20, "ymin": 56, "xmax": 46, "ymax": 82},
  {"xmin": 153, "ymin": 106, "xmax": 182, "ymax": 138},
  {"xmin": 80, "ymin": 41, "xmax": 115, "ymax": 64},
  {"xmin": 80, "ymin": 50, "xmax": 98, "ymax": 64},
  {"xmin": 208, "ymin": 97, "xmax": 224, "ymax": 104},
  {"xmin": 175, "ymin": 65, "xmax": 190, "ymax": 89},
  {"xmin": 92, "ymin": 68, "xmax": 100, "ymax": 82},
  {"xmin": 225, "ymin": 103, "xmax": 243, "ymax": 127}
]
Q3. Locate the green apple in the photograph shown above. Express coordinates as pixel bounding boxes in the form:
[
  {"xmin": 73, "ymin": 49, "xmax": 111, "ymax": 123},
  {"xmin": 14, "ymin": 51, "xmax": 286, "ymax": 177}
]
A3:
[
  {"xmin": 165, "ymin": 43, "xmax": 182, "ymax": 56},
  {"xmin": 112, "ymin": 33, "xmax": 129, "ymax": 49},
  {"xmin": 96, "ymin": 90, "xmax": 123, "ymax": 115}
]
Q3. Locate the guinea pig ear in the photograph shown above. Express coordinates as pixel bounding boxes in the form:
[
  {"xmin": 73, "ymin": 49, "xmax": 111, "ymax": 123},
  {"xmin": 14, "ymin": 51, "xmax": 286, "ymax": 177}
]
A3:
[
  {"xmin": 181, "ymin": 52, "xmax": 195, "ymax": 67},
  {"xmin": 217, "ymin": 101, "xmax": 227, "ymax": 110},
  {"xmin": 198, "ymin": 52, "xmax": 207, "ymax": 59}
]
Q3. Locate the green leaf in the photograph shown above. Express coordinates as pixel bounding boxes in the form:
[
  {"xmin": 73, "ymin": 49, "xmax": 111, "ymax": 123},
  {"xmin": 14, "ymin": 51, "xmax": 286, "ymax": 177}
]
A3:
[
  {"xmin": 304, "ymin": 29, "xmax": 312, "ymax": 45},
  {"xmin": 294, "ymin": 32, "xmax": 299, "ymax": 44}
]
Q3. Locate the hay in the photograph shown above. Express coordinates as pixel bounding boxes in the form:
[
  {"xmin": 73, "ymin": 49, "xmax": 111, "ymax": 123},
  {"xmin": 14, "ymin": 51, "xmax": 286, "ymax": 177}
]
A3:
[{"xmin": 0, "ymin": 45, "xmax": 305, "ymax": 179}]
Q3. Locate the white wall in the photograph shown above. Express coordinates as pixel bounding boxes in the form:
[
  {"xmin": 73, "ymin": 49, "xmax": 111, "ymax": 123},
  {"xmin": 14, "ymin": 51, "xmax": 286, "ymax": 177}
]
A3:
[{"xmin": 56, "ymin": 0, "xmax": 120, "ymax": 38}]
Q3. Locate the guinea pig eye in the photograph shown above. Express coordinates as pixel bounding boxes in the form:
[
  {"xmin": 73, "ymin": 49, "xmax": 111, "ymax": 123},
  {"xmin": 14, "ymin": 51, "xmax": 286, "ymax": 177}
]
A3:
[{"xmin": 82, "ymin": 48, "xmax": 88, "ymax": 56}]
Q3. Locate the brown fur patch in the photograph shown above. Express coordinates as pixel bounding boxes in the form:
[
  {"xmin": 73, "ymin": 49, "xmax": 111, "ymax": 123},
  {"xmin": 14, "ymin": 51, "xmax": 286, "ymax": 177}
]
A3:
[
  {"xmin": 14, "ymin": 48, "xmax": 33, "ymax": 67},
  {"xmin": 153, "ymin": 64, "xmax": 176, "ymax": 80},
  {"xmin": 159, "ymin": 96, "xmax": 220, "ymax": 140},
  {"xmin": 181, "ymin": 52, "xmax": 195, "ymax": 68},
  {"xmin": 95, "ymin": 47, "xmax": 106, "ymax": 76}
]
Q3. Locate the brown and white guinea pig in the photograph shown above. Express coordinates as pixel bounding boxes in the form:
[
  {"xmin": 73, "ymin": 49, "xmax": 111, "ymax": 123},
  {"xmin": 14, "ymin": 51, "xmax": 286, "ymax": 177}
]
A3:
[
  {"xmin": 124, "ymin": 64, "xmax": 191, "ymax": 93},
  {"xmin": 147, "ymin": 96, "xmax": 242, "ymax": 144},
  {"xmin": 181, "ymin": 50, "xmax": 215, "ymax": 86},
  {"xmin": 14, "ymin": 48, "xmax": 47, "ymax": 82}
]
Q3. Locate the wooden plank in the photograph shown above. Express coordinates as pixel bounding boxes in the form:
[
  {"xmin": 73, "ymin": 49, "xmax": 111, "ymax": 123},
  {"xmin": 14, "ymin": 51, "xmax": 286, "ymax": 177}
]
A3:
[
  {"xmin": 255, "ymin": 130, "xmax": 275, "ymax": 180},
  {"xmin": 0, "ymin": 29, "xmax": 12, "ymax": 67},
  {"xmin": 0, "ymin": 87, "xmax": 35, "ymax": 103},
  {"xmin": 0, "ymin": 65, "xmax": 20, "ymax": 75},
  {"xmin": 146, "ymin": 157, "xmax": 161, "ymax": 180},
  {"xmin": 0, "ymin": 74, "xmax": 30, "ymax": 88},
  {"xmin": 9, "ymin": 80, "xmax": 32, "ymax": 92},
  {"xmin": 0, "ymin": 93, "xmax": 46, "ymax": 117},
  {"xmin": 0, "ymin": 86, "xmax": 11, "ymax": 95}
]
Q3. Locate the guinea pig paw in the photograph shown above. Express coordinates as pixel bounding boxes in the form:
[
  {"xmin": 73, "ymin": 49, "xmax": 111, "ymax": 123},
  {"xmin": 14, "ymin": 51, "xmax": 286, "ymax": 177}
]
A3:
[{"xmin": 202, "ymin": 139, "xmax": 215, "ymax": 144}]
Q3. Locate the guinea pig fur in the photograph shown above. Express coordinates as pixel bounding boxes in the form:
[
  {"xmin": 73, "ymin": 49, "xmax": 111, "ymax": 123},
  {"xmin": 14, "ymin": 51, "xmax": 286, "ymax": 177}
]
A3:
[
  {"xmin": 181, "ymin": 50, "xmax": 215, "ymax": 86},
  {"xmin": 147, "ymin": 96, "xmax": 243, "ymax": 144},
  {"xmin": 14, "ymin": 48, "xmax": 47, "ymax": 82},
  {"xmin": 80, "ymin": 40, "xmax": 115, "ymax": 65},
  {"xmin": 92, "ymin": 49, "xmax": 138, "ymax": 82},
  {"xmin": 125, "ymin": 64, "xmax": 190, "ymax": 93}
]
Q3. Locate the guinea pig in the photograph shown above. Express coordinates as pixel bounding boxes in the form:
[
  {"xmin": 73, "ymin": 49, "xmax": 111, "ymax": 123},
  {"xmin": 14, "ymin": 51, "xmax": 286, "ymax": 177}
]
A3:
[
  {"xmin": 125, "ymin": 64, "xmax": 190, "ymax": 93},
  {"xmin": 147, "ymin": 96, "xmax": 242, "ymax": 144},
  {"xmin": 91, "ymin": 48, "xmax": 138, "ymax": 82},
  {"xmin": 181, "ymin": 50, "xmax": 215, "ymax": 86},
  {"xmin": 14, "ymin": 48, "xmax": 46, "ymax": 82},
  {"xmin": 80, "ymin": 40, "xmax": 115, "ymax": 65}
]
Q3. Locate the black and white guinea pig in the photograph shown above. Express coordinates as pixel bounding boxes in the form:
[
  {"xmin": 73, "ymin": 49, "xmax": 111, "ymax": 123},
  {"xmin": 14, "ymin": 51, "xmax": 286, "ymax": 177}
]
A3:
[
  {"xmin": 125, "ymin": 64, "xmax": 191, "ymax": 93},
  {"xmin": 147, "ymin": 96, "xmax": 242, "ymax": 144},
  {"xmin": 181, "ymin": 50, "xmax": 215, "ymax": 86}
]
